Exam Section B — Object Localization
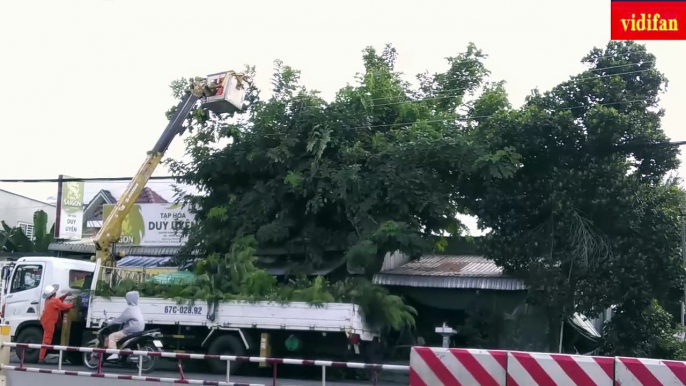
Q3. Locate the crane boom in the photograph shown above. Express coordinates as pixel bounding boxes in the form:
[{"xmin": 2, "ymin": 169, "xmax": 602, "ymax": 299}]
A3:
[
  {"xmin": 93, "ymin": 72, "xmax": 247, "ymax": 267},
  {"xmin": 60, "ymin": 71, "xmax": 247, "ymax": 348},
  {"xmin": 93, "ymin": 91, "xmax": 198, "ymax": 264}
]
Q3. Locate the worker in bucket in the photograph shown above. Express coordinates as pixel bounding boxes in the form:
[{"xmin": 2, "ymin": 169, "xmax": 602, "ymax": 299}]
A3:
[
  {"xmin": 39, "ymin": 284, "xmax": 73, "ymax": 363},
  {"xmin": 105, "ymin": 291, "xmax": 145, "ymax": 360}
]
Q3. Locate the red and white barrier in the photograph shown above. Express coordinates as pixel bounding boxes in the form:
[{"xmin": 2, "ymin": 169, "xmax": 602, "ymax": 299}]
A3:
[
  {"xmin": 410, "ymin": 347, "xmax": 615, "ymax": 386},
  {"xmin": 410, "ymin": 346, "xmax": 507, "ymax": 386},
  {"xmin": 5, "ymin": 341, "xmax": 409, "ymax": 386},
  {"xmin": 507, "ymin": 351, "xmax": 614, "ymax": 386},
  {"xmin": 5, "ymin": 342, "xmax": 408, "ymax": 371},
  {"xmin": 615, "ymin": 356, "xmax": 686, "ymax": 385},
  {"xmin": 1, "ymin": 364, "xmax": 262, "ymax": 386}
]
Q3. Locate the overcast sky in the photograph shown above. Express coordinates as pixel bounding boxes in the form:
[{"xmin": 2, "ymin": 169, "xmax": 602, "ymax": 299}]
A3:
[{"xmin": 1, "ymin": 0, "xmax": 684, "ymax": 235}]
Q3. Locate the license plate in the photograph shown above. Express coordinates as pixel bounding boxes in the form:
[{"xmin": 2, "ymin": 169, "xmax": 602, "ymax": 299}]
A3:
[{"xmin": 153, "ymin": 340, "xmax": 163, "ymax": 348}]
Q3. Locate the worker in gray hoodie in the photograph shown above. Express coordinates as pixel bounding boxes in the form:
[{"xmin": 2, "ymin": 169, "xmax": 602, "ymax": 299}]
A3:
[{"xmin": 106, "ymin": 291, "xmax": 145, "ymax": 358}]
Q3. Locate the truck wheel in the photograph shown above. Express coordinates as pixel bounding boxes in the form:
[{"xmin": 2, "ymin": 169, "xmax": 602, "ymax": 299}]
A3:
[
  {"xmin": 207, "ymin": 334, "xmax": 245, "ymax": 375},
  {"xmin": 16, "ymin": 327, "xmax": 42, "ymax": 363},
  {"xmin": 66, "ymin": 351, "xmax": 84, "ymax": 366}
]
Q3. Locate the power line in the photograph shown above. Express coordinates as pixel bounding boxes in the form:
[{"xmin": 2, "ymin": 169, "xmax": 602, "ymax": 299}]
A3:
[
  {"xmin": 0, "ymin": 176, "xmax": 178, "ymax": 183},
  {"xmin": 631, "ymin": 140, "xmax": 686, "ymax": 148},
  {"xmin": 290, "ymin": 53, "xmax": 655, "ymax": 104},
  {"xmin": 370, "ymin": 68, "xmax": 654, "ymax": 108},
  {"xmin": 0, "ymin": 57, "xmax": 672, "ymax": 186},
  {"xmin": 337, "ymin": 99, "xmax": 672, "ymax": 131},
  {"xmin": 2, "ymin": 139, "xmax": 684, "ymax": 186}
]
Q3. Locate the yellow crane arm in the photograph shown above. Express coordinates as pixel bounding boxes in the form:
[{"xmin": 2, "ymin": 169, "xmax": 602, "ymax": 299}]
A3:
[
  {"xmin": 94, "ymin": 152, "xmax": 165, "ymax": 264},
  {"xmin": 93, "ymin": 71, "xmax": 248, "ymax": 267},
  {"xmin": 61, "ymin": 72, "xmax": 247, "ymax": 348},
  {"xmin": 93, "ymin": 91, "xmax": 200, "ymax": 267}
]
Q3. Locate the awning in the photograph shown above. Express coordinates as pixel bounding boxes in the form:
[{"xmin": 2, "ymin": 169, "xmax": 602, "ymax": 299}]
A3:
[
  {"xmin": 146, "ymin": 270, "xmax": 196, "ymax": 285},
  {"xmin": 116, "ymin": 255, "xmax": 174, "ymax": 268},
  {"xmin": 49, "ymin": 240, "xmax": 189, "ymax": 257}
]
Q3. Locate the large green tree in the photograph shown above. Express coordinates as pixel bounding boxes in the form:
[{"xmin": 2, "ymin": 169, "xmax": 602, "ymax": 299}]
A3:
[
  {"xmin": 463, "ymin": 40, "xmax": 685, "ymax": 357},
  {"xmin": 168, "ymin": 44, "xmax": 519, "ymax": 275},
  {"xmin": 164, "ymin": 44, "xmax": 521, "ymax": 331}
]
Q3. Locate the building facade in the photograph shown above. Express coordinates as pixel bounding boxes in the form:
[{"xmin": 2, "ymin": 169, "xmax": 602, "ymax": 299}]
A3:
[{"xmin": 0, "ymin": 189, "xmax": 56, "ymax": 239}]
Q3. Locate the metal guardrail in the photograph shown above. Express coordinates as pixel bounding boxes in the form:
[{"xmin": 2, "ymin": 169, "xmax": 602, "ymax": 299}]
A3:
[
  {"xmin": 3, "ymin": 341, "xmax": 409, "ymax": 386},
  {"xmin": 1, "ymin": 364, "xmax": 256, "ymax": 386}
]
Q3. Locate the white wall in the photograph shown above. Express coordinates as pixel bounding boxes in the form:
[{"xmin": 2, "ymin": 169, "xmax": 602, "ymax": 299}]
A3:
[{"xmin": 0, "ymin": 189, "xmax": 56, "ymax": 231}]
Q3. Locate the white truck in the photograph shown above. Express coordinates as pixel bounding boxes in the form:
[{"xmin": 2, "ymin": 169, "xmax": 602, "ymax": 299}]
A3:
[
  {"xmin": 0, "ymin": 256, "xmax": 380, "ymax": 374},
  {"xmin": 0, "ymin": 71, "xmax": 380, "ymax": 374}
]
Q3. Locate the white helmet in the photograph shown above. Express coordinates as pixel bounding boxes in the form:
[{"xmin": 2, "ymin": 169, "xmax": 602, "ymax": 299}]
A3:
[{"xmin": 42, "ymin": 284, "xmax": 59, "ymax": 299}]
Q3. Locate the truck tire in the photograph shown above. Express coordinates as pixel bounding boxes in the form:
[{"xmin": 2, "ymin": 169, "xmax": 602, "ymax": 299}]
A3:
[
  {"xmin": 16, "ymin": 327, "xmax": 42, "ymax": 363},
  {"xmin": 66, "ymin": 351, "xmax": 84, "ymax": 365},
  {"xmin": 207, "ymin": 334, "xmax": 245, "ymax": 375}
]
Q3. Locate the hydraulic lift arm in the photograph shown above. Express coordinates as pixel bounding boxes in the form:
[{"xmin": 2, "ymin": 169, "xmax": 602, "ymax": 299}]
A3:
[
  {"xmin": 94, "ymin": 72, "xmax": 247, "ymax": 268},
  {"xmin": 93, "ymin": 91, "xmax": 198, "ymax": 266},
  {"xmin": 61, "ymin": 72, "xmax": 247, "ymax": 348}
]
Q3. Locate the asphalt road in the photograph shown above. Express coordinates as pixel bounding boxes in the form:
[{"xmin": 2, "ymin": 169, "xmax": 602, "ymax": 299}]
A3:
[{"xmin": 5, "ymin": 354, "xmax": 406, "ymax": 386}]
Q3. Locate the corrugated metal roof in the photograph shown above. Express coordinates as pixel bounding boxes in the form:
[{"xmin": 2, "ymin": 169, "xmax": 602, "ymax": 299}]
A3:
[
  {"xmin": 0, "ymin": 189, "xmax": 56, "ymax": 206},
  {"xmin": 372, "ymin": 255, "xmax": 526, "ymax": 291},
  {"xmin": 382, "ymin": 255, "xmax": 505, "ymax": 277},
  {"xmin": 48, "ymin": 240, "xmax": 188, "ymax": 256},
  {"xmin": 117, "ymin": 255, "xmax": 174, "ymax": 268}
]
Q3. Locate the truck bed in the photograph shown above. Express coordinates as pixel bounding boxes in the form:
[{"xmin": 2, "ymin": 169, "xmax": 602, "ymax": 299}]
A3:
[{"xmin": 87, "ymin": 296, "xmax": 377, "ymax": 340}]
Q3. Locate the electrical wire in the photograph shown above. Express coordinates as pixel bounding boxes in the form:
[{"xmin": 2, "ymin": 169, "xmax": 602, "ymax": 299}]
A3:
[
  {"xmin": 0, "ymin": 176, "xmax": 177, "ymax": 183},
  {"xmin": 3, "ymin": 97, "xmax": 684, "ymax": 185},
  {"xmin": 370, "ymin": 68, "xmax": 655, "ymax": 108},
  {"xmin": 343, "ymin": 98, "xmax": 655, "ymax": 130},
  {"xmin": 289, "ymin": 49, "xmax": 655, "ymax": 104},
  {"xmin": 0, "ymin": 52, "xmax": 671, "ymax": 199}
]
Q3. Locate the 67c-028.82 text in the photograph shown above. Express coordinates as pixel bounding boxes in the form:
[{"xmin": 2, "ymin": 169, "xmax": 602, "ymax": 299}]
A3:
[{"xmin": 163, "ymin": 305, "xmax": 203, "ymax": 314}]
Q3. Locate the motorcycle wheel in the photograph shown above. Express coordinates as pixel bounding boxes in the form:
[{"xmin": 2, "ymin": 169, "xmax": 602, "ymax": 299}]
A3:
[
  {"xmin": 138, "ymin": 343, "xmax": 158, "ymax": 373},
  {"xmin": 82, "ymin": 343, "xmax": 101, "ymax": 370}
]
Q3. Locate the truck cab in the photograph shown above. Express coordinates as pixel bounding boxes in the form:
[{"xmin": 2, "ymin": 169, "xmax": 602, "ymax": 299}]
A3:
[{"xmin": 0, "ymin": 256, "xmax": 95, "ymax": 362}]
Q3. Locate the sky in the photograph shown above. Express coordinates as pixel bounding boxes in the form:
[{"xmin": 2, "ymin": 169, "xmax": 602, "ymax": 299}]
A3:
[{"xmin": 1, "ymin": 0, "xmax": 685, "ymax": 236}]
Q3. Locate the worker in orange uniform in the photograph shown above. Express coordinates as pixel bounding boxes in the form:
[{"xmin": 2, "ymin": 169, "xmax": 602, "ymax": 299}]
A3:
[{"xmin": 39, "ymin": 284, "xmax": 73, "ymax": 362}]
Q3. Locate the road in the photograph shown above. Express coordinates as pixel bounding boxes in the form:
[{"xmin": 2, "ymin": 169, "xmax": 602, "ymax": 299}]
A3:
[{"xmin": 5, "ymin": 354, "xmax": 406, "ymax": 386}]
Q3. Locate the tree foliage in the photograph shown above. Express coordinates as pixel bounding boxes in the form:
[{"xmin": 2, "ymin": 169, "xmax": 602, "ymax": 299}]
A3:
[
  {"xmin": 165, "ymin": 43, "xmax": 521, "ymax": 330},
  {"xmin": 163, "ymin": 40, "xmax": 683, "ymax": 352},
  {"xmin": 463, "ymin": 40, "xmax": 685, "ymax": 356},
  {"xmin": 169, "ymin": 44, "xmax": 520, "ymax": 273},
  {"xmin": 100, "ymin": 235, "xmax": 415, "ymax": 330}
]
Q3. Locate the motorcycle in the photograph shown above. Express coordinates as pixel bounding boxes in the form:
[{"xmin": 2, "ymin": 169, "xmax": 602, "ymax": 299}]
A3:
[{"xmin": 83, "ymin": 311, "xmax": 163, "ymax": 373}]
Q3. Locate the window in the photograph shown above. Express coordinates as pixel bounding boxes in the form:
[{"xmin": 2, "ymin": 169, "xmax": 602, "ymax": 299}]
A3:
[
  {"xmin": 16, "ymin": 222, "xmax": 34, "ymax": 240},
  {"xmin": 69, "ymin": 270, "xmax": 92, "ymax": 290},
  {"xmin": 10, "ymin": 265, "xmax": 43, "ymax": 293}
]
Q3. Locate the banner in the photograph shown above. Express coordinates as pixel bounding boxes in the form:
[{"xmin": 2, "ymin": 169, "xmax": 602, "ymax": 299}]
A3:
[
  {"xmin": 55, "ymin": 175, "xmax": 85, "ymax": 240},
  {"xmin": 102, "ymin": 203, "xmax": 194, "ymax": 246}
]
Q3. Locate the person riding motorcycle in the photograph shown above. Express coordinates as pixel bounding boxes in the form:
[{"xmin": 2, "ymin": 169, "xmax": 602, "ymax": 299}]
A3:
[{"xmin": 105, "ymin": 291, "xmax": 145, "ymax": 360}]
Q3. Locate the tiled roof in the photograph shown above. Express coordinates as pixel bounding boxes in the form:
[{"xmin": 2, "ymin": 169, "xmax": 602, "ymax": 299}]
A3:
[
  {"xmin": 136, "ymin": 187, "xmax": 168, "ymax": 204},
  {"xmin": 373, "ymin": 255, "xmax": 526, "ymax": 291},
  {"xmin": 101, "ymin": 190, "xmax": 117, "ymax": 204}
]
